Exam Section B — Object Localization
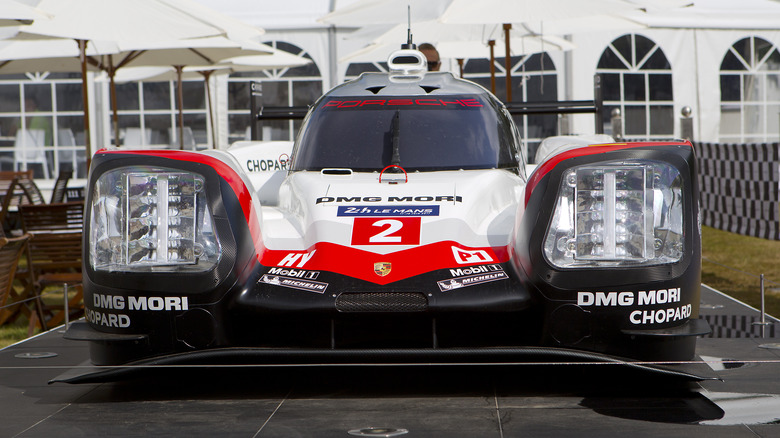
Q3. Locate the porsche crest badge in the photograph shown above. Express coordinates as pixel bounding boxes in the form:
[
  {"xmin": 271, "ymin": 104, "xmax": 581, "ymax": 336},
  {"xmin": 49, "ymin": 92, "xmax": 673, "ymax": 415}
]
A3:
[{"xmin": 374, "ymin": 262, "xmax": 392, "ymax": 277}]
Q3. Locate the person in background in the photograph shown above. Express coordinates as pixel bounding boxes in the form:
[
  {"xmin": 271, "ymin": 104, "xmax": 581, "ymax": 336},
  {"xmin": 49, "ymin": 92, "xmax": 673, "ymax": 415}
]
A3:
[
  {"xmin": 419, "ymin": 43, "xmax": 440, "ymax": 72},
  {"xmin": 25, "ymin": 97, "xmax": 52, "ymax": 147}
]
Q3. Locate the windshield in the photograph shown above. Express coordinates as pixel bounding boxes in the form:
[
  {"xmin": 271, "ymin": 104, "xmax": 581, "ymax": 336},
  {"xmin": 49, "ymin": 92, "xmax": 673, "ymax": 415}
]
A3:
[{"xmin": 292, "ymin": 95, "xmax": 519, "ymax": 172}]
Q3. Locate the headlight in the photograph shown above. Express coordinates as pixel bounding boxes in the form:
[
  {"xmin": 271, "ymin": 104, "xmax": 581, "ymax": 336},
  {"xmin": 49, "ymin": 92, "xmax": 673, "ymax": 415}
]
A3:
[
  {"xmin": 90, "ymin": 167, "xmax": 221, "ymax": 272},
  {"xmin": 543, "ymin": 160, "xmax": 683, "ymax": 268}
]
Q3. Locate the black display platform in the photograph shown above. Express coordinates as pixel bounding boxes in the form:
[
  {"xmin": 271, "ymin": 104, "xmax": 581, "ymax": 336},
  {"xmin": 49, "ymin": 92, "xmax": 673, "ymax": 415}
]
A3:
[{"xmin": 1, "ymin": 285, "xmax": 779, "ymax": 437}]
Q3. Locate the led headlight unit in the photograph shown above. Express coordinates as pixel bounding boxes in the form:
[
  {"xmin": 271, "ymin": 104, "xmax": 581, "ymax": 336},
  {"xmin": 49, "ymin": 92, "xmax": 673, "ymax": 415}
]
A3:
[
  {"xmin": 90, "ymin": 167, "xmax": 221, "ymax": 272},
  {"xmin": 543, "ymin": 159, "xmax": 684, "ymax": 268}
]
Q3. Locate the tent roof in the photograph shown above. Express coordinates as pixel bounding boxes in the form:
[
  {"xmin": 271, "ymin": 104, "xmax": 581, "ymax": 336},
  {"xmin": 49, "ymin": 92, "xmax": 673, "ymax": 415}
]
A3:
[{"xmin": 629, "ymin": 0, "xmax": 780, "ymax": 30}]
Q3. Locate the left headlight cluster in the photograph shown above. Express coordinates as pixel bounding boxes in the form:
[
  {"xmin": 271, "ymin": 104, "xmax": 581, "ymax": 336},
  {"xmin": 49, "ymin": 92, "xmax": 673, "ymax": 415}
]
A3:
[
  {"xmin": 90, "ymin": 167, "xmax": 221, "ymax": 272},
  {"xmin": 543, "ymin": 159, "xmax": 684, "ymax": 269}
]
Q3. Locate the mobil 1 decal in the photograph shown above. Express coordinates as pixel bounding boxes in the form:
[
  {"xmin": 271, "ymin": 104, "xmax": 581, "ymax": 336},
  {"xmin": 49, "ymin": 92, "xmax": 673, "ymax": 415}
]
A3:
[
  {"xmin": 258, "ymin": 268, "xmax": 328, "ymax": 294},
  {"xmin": 438, "ymin": 264, "xmax": 508, "ymax": 291}
]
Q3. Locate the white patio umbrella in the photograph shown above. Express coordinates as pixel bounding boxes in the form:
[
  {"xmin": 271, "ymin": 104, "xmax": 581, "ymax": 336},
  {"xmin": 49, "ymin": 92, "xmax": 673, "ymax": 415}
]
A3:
[
  {"xmin": 14, "ymin": 0, "xmax": 265, "ymax": 160},
  {"xmin": 322, "ymin": 0, "xmax": 648, "ymax": 101},
  {"xmin": 319, "ymin": 0, "xmax": 450, "ymax": 27},
  {"xmin": 110, "ymin": 48, "xmax": 311, "ymax": 148},
  {"xmin": 0, "ymin": 0, "xmax": 48, "ymax": 27},
  {"xmin": 113, "ymin": 50, "xmax": 312, "ymax": 83},
  {"xmin": 0, "ymin": 37, "xmax": 119, "ymax": 72},
  {"xmin": 438, "ymin": 0, "xmax": 646, "ymax": 100},
  {"xmin": 92, "ymin": 36, "xmax": 274, "ymax": 148},
  {"xmin": 341, "ymin": 20, "xmax": 575, "ymax": 80}
]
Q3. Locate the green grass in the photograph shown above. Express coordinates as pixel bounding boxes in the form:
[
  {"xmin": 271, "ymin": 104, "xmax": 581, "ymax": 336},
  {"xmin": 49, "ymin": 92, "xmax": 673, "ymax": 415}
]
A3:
[
  {"xmin": 0, "ymin": 322, "xmax": 38, "ymax": 349},
  {"xmin": 701, "ymin": 226, "xmax": 780, "ymax": 317},
  {"xmin": 2, "ymin": 226, "xmax": 779, "ymax": 348}
]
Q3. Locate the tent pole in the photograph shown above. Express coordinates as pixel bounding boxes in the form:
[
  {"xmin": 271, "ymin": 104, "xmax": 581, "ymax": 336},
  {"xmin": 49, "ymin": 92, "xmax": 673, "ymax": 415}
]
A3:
[
  {"xmin": 78, "ymin": 39, "xmax": 92, "ymax": 169},
  {"xmin": 175, "ymin": 66, "xmax": 184, "ymax": 150},
  {"xmin": 488, "ymin": 40, "xmax": 496, "ymax": 94},
  {"xmin": 503, "ymin": 23, "xmax": 512, "ymax": 102}
]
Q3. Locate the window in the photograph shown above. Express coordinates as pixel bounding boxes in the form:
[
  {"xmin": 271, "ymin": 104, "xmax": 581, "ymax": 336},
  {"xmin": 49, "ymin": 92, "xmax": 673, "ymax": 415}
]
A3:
[
  {"xmin": 597, "ymin": 34, "xmax": 674, "ymax": 141},
  {"xmin": 719, "ymin": 37, "xmax": 780, "ymax": 143},
  {"xmin": 463, "ymin": 52, "xmax": 558, "ymax": 163},
  {"xmin": 0, "ymin": 72, "xmax": 87, "ymax": 179},
  {"xmin": 346, "ymin": 52, "xmax": 557, "ymax": 163},
  {"xmin": 228, "ymin": 41, "xmax": 322, "ymax": 143},
  {"xmin": 114, "ymin": 78, "xmax": 209, "ymax": 150},
  {"xmin": 344, "ymin": 62, "xmax": 389, "ymax": 81}
]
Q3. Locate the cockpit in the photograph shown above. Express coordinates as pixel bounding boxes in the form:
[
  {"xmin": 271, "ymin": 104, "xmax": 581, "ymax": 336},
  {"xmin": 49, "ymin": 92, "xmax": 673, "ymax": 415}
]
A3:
[{"xmin": 291, "ymin": 92, "xmax": 521, "ymax": 173}]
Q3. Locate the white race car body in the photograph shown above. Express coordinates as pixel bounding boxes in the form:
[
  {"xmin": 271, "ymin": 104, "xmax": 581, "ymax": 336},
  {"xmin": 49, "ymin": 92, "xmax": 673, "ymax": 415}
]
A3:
[{"xmin": 68, "ymin": 48, "xmax": 709, "ymax": 375}]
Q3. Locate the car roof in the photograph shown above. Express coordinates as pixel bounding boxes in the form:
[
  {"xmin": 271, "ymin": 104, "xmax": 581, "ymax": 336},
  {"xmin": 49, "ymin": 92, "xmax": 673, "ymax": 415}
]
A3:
[{"xmin": 326, "ymin": 71, "xmax": 496, "ymax": 99}]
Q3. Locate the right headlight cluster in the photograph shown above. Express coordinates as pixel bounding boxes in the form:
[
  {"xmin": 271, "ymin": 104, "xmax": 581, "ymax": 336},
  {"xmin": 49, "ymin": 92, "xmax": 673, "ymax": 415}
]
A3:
[
  {"xmin": 90, "ymin": 167, "xmax": 221, "ymax": 272},
  {"xmin": 543, "ymin": 159, "xmax": 684, "ymax": 268}
]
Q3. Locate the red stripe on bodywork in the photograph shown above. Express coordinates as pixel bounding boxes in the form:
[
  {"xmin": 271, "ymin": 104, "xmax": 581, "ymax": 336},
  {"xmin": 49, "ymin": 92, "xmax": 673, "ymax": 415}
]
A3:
[
  {"xmin": 524, "ymin": 142, "xmax": 691, "ymax": 206},
  {"xmin": 98, "ymin": 149, "xmax": 266, "ymax": 257},
  {"xmin": 97, "ymin": 150, "xmax": 511, "ymax": 283},
  {"xmin": 261, "ymin": 241, "xmax": 510, "ymax": 285}
]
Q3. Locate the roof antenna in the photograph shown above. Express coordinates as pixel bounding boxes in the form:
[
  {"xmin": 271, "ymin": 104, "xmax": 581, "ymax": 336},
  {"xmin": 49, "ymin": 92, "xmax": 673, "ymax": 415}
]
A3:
[{"xmin": 401, "ymin": 5, "xmax": 416, "ymax": 50}]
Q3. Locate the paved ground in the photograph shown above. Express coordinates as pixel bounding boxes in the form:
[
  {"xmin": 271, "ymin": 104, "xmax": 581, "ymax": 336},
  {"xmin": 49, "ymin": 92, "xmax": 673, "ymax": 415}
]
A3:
[{"xmin": 1, "ymin": 284, "xmax": 779, "ymax": 437}]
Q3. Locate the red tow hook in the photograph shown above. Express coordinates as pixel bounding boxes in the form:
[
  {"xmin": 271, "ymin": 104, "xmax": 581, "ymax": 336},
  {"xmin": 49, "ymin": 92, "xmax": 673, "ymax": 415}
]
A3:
[{"xmin": 379, "ymin": 165, "xmax": 408, "ymax": 184}]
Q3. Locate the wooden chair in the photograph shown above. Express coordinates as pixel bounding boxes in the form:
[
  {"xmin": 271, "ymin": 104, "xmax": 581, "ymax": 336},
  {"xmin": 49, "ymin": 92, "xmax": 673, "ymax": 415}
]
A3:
[
  {"xmin": 0, "ymin": 172, "xmax": 45, "ymax": 234},
  {"xmin": 0, "ymin": 234, "xmax": 41, "ymax": 329},
  {"xmin": 50, "ymin": 170, "xmax": 73, "ymax": 204},
  {"xmin": 0, "ymin": 170, "xmax": 34, "ymax": 219},
  {"xmin": 19, "ymin": 202, "xmax": 84, "ymax": 330}
]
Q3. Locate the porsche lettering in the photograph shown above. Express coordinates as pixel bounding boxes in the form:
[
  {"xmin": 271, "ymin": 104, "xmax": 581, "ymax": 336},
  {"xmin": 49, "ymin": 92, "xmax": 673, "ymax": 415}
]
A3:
[{"xmin": 322, "ymin": 98, "xmax": 483, "ymax": 108}]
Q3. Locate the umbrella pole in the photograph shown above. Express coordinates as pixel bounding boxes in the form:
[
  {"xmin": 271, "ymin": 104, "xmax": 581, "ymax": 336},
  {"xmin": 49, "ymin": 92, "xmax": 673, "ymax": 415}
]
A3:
[
  {"xmin": 503, "ymin": 23, "xmax": 512, "ymax": 102},
  {"xmin": 488, "ymin": 40, "xmax": 496, "ymax": 94},
  {"xmin": 175, "ymin": 66, "xmax": 184, "ymax": 150},
  {"xmin": 108, "ymin": 56, "xmax": 120, "ymax": 148},
  {"xmin": 200, "ymin": 71, "xmax": 216, "ymax": 149},
  {"xmin": 78, "ymin": 39, "xmax": 92, "ymax": 169},
  {"xmin": 457, "ymin": 59, "xmax": 464, "ymax": 78}
]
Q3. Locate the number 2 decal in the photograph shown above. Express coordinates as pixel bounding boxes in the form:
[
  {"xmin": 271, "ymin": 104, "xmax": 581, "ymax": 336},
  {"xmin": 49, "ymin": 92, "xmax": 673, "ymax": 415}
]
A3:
[
  {"xmin": 351, "ymin": 217, "xmax": 421, "ymax": 245},
  {"xmin": 370, "ymin": 219, "xmax": 404, "ymax": 243}
]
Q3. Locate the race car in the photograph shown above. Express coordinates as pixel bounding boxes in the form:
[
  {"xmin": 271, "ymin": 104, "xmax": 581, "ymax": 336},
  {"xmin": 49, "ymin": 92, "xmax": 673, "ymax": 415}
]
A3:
[{"xmin": 67, "ymin": 46, "xmax": 710, "ymax": 373}]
